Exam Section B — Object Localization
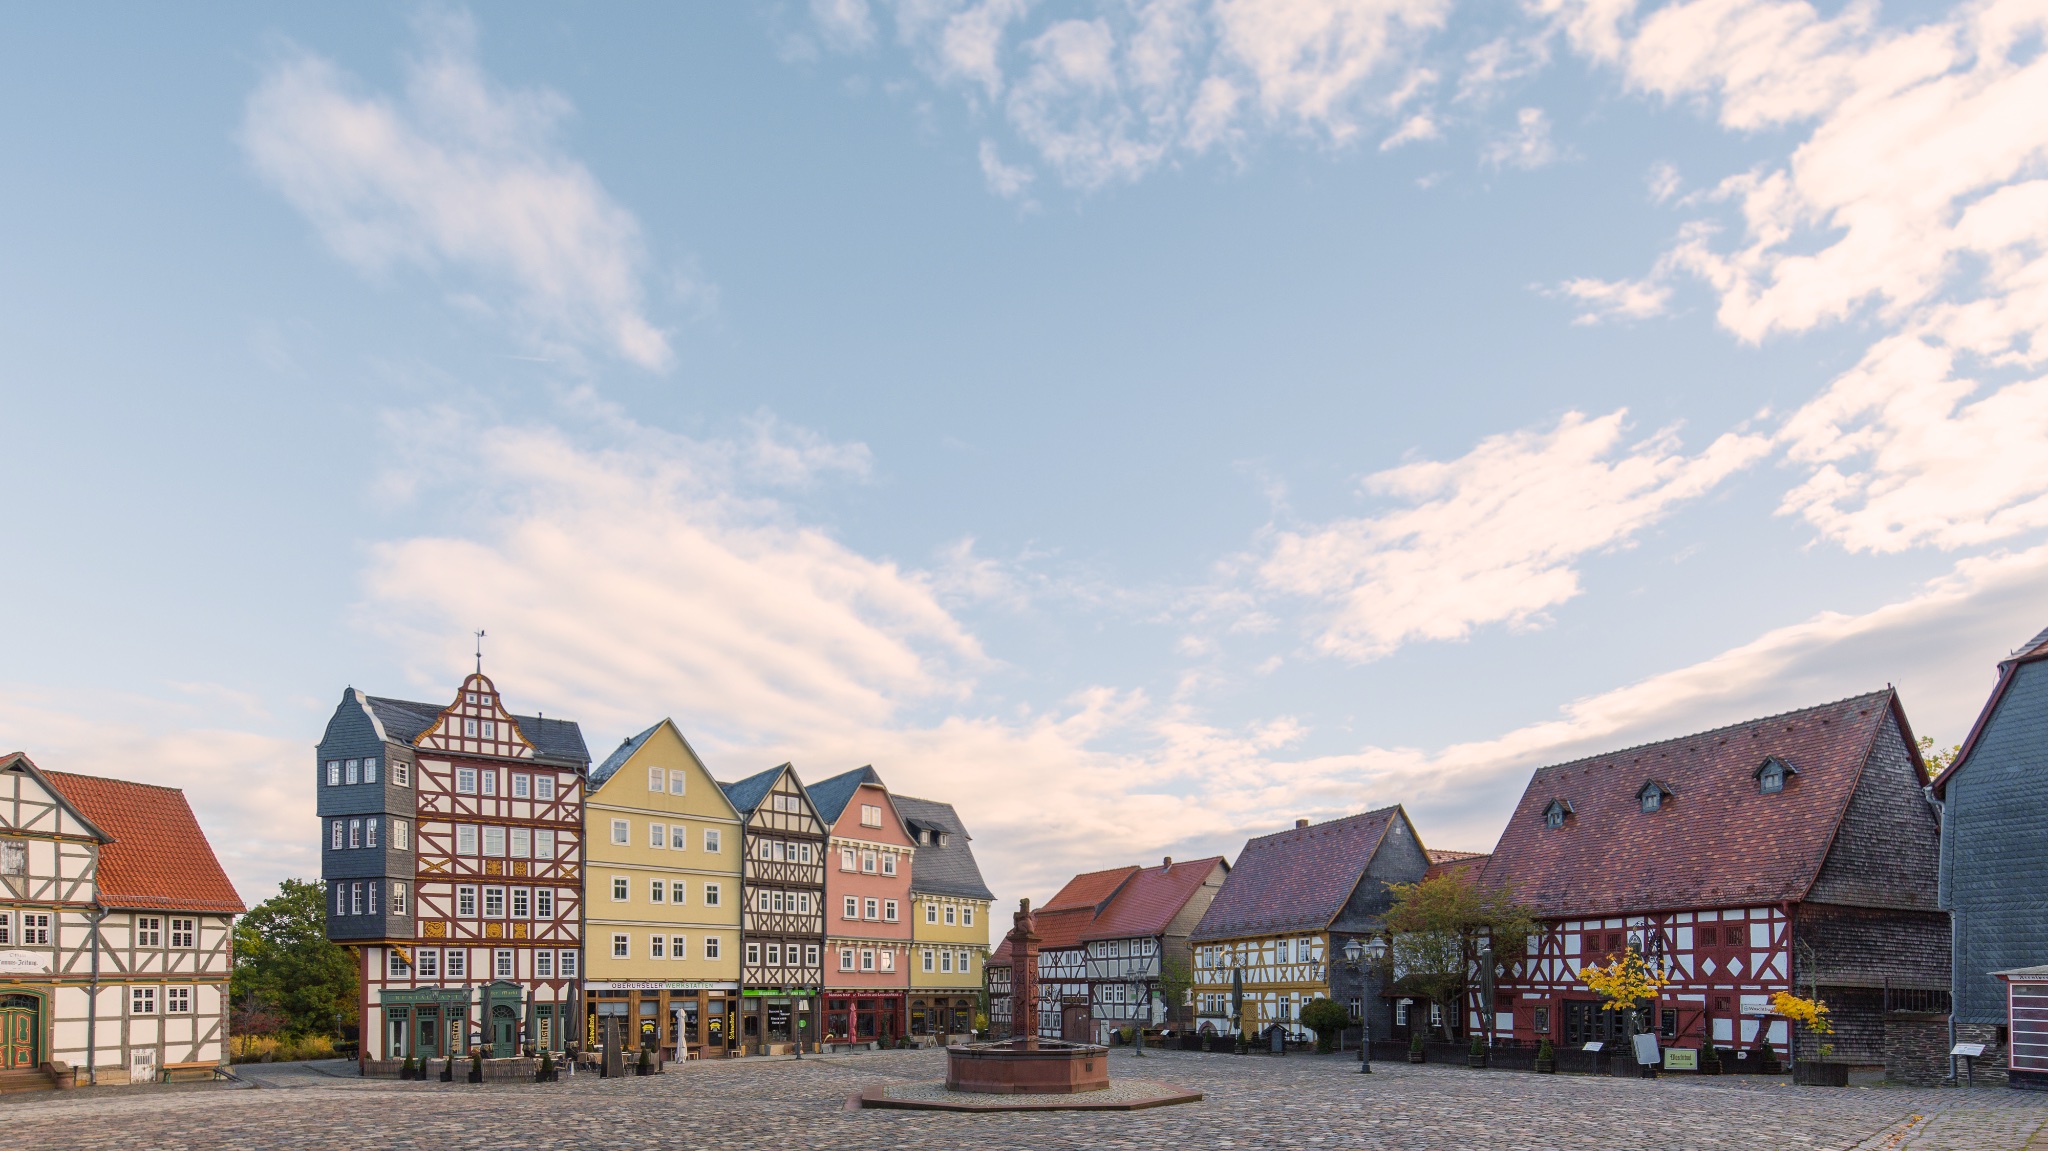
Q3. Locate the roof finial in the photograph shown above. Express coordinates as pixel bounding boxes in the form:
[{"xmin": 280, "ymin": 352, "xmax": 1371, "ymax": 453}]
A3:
[{"xmin": 474, "ymin": 629, "xmax": 487, "ymax": 674}]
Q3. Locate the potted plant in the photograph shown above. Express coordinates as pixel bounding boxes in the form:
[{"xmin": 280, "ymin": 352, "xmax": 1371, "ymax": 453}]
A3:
[
  {"xmin": 536, "ymin": 1050, "xmax": 555, "ymax": 1084},
  {"xmin": 1699, "ymin": 1040, "xmax": 1721, "ymax": 1076},
  {"xmin": 399, "ymin": 1052, "xmax": 417, "ymax": 1081},
  {"xmin": 1756, "ymin": 1042, "xmax": 1781, "ymax": 1075},
  {"xmin": 467, "ymin": 1046, "xmax": 484, "ymax": 1084},
  {"xmin": 1534, "ymin": 1039, "xmax": 1556, "ymax": 1074},
  {"xmin": 1408, "ymin": 1032, "xmax": 1425, "ymax": 1063},
  {"xmin": 1467, "ymin": 1033, "xmax": 1488, "ymax": 1069},
  {"xmin": 439, "ymin": 1054, "xmax": 454, "ymax": 1082},
  {"xmin": 636, "ymin": 1047, "xmax": 653, "ymax": 1076}
]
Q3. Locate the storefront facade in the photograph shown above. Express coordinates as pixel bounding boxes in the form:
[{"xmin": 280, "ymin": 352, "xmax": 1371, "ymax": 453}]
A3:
[{"xmin": 809, "ymin": 767, "xmax": 914, "ymax": 1047}]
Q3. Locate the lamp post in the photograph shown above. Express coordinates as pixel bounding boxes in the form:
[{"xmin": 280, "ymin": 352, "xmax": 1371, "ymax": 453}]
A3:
[{"xmin": 1344, "ymin": 936, "xmax": 1389, "ymax": 1074}]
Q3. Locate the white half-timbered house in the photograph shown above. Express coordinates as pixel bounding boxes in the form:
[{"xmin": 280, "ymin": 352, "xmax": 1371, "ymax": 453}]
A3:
[
  {"xmin": 318, "ymin": 673, "xmax": 590, "ymax": 1067},
  {"xmin": 0, "ymin": 753, "xmax": 243, "ymax": 1088},
  {"xmin": 1481, "ymin": 690, "xmax": 1948, "ymax": 1070},
  {"xmin": 719, "ymin": 764, "xmax": 827, "ymax": 1054},
  {"xmin": 1080, "ymin": 857, "xmax": 1228, "ymax": 1038},
  {"xmin": 989, "ymin": 866, "xmax": 1136, "ymax": 1041}
]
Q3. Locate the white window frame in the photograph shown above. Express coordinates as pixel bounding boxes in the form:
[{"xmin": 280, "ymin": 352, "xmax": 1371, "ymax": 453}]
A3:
[
  {"xmin": 650, "ymin": 823, "xmax": 666, "ymax": 849},
  {"xmin": 611, "ymin": 819, "xmax": 630, "ymax": 846},
  {"xmin": 612, "ymin": 934, "xmax": 630, "ymax": 959},
  {"xmin": 612, "ymin": 877, "xmax": 629, "ymax": 901},
  {"xmin": 457, "ymin": 886, "xmax": 478, "ymax": 918},
  {"xmin": 703, "ymin": 883, "xmax": 721, "ymax": 907},
  {"xmin": 131, "ymin": 986, "xmax": 157, "ymax": 1015},
  {"xmin": 703, "ymin": 829, "xmax": 721, "ymax": 853},
  {"xmin": 668, "ymin": 770, "xmax": 687, "ymax": 795},
  {"xmin": 648, "ymin": 766, "xmax": 665, "ymax": 792},
  {"xmin": 844, "ymin": 896, "xmax": 859, "ymax": 920}
]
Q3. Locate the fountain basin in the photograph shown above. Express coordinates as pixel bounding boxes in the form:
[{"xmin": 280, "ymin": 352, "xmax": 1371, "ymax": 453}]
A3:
[{"xmin": 945, "ymin": 1039, "xmax": 1111, "ymax": 1094}]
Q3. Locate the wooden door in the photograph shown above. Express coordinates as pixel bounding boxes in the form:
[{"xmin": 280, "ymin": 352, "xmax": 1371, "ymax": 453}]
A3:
[
  {"xmin": 0, "ymin": 997, "xmax": 35, "ymax": 1069},
  {"xmin": 1061, "ymin": 1004, "xmax": 1090, "ymax": 1042},
  {"xmin": 490, "ymin": 1005, "xmax": 517, "ymax": 1057}
]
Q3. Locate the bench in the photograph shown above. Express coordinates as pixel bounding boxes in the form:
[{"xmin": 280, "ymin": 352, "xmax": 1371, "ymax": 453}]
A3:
[{"xmin": 161, "ymin": 1061, "xmax": 224, "ymax": 1083}]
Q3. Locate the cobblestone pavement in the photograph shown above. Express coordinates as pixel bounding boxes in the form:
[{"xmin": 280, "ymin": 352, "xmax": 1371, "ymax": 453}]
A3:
[{"xmin": 8, "ymin": 1048, "xmax": 2047, "ymax": 1151}]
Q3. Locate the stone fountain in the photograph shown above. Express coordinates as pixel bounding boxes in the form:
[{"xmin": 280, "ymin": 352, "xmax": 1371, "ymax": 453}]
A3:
[{"xmin": 944, "ymin": 897, "xmax": 1110, "ymax": 1093}]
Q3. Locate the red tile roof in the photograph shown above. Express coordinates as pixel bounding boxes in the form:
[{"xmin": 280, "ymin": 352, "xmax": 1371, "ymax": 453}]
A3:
[
  {"xmin": 1481, "ymin": 690, "xmax": 1914, "ymax": 921},
  {"xmin": 1190, "ymin": 807, "xmax": 1408, "ymax": 941},
  {"xmin": 1423, "ymin": 851, "xmax": 1489, "ymax": 882},
  {"xmin": 43, "ymin": 769, "xmax": 246, "ymax": 914},
  {"xmin": 1081, "ymin": 857, "xmax": 1228, "ymax": 942},
  {"xmin": 1042, "ymin": 865, "xmax": 1139, "ymax": 913},
  {"xmin": 988, "ymin": 906, "xmax": 1099, "ymax": 965}
]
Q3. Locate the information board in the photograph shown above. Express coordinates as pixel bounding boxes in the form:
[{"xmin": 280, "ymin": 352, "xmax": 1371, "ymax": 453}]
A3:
[{"xmin": 1663, "ymin": 1048, "xmax": 1698, "ymax": 1071}]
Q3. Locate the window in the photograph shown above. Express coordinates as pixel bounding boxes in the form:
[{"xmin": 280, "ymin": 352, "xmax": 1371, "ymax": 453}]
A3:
[
  {"xmin": 1759, "ymin": 758, "xmax": 1791, "ymax": 794},
  {"xmin": 20, "ymin": 913, "xmax": 48, "ymax": 945},
  {"xmin": 511, "ymin": 888, "xmax": 531, "ymax": 918},
  {"xmin": 326, "ymin": 760, "xmax": 340, "ymax": 786},
  {"xmin": 536, "ymin": 950, "xmax": 553, "ymax": 978},
  {"xmin": 926, "ymin": 902, "xmax": 937, "ymax": 924},
  {"xmin": 944, "ymin": 905, "xmax": 956, "ymax": 926},
  {"xmin": 650, "ymin": 935, "xmax": 666, "ymax": 959},
  {"xmin": 481, "ymin": 721, "xmax": 496, "ymax": 741},
  {"xmin": 483, "ymin": 887, "xmax": 505, "ymax": 918},
  {"xmin": 860, "ymin": 950, "xmax": 876, "ymax": 972},
  {"xmin": 348, "ymin": 819, "xmax": 361, "ymax": 849},
  {"xmin": 671, "ymin": 881, "xmax": 687, "ymax": 905},
  {"xmin": 613, "ymin": 934, "xmax": 631, "ymax": 959},
  {"xmin": 611, "ymin": 819, "xmax": 630, "ymax": 846},
  {"xmin": 704, "ymin": 936, "xmax": 720, "ymax": 960},
  {"xmin": 330, "ymin": 820, "xmax": 342, "ymax": 851},
  {"xmin": 772, "ymin": 890, "xmax": 786, "ymax": 913},
  {"xmin": 393, "ymin": 819, "xmax": 411, "ymax": 852},
  {"xmin": 558, "ymin": 950, "xmax": 577, "ymax": 977},
  {"xmin": 511, "ymin": 773, "xmax": 530, "ymax": 799},
  {"xmin": 649, "ymin": 879, "xmax": 665, "ymax": 904},
  {"xmin": 364, "ymin": 758, "xmax": 379, "ymax": 785},
  {"xmin": 456, "ymin": 768, "xmax": 478, "ymax": 794},
  {"xmin": 650, "ymin": 823, "xmax": 667, "ymax": 849},
  {"xmin": 805, "ymin": 944, "xmax": 820, "ymax": 967},
  {"xmin": 536, "ymin": 888, "xmax": 554, "ymax": 919},
  {"xmin": 418, "ymin": 949, "xmax": 439, "ymax": 979},
  {"xmin": 884, "ymin": 900, "xmax": 898, "ymax": 922},
  {"xmin": 464, "ymin": 718, "xmax": 478, "ymax": 737},
  {"xmin": 131, "ymin": 986, "xmax": 157, "ymax": 1015},
  {"xmin": 457, "ymin": 825, "xmax": 478, "ymax": 855},
  {"xmin": 841, "ymin": 848, "xmax": 857, "ymax": 872},
  {"xmin": 957, "ymin": 950, "xmax": 971, "ymax": 974},
  {"xmin": 649, "ymin": 766, "xmax": 665, "ymax": 792},
  {"xmin": 345, "ymin": 759, "xmax": 360, "ymax": 785},
  {"xmin": 480, "ymin": 771, "xmax": 498, "ymax": 797},
  {"xmin": 881, "ymin": 854, "xmax": 896, "ymax": 876},
  {"xmin": 394, "ymin": 760, "xmax": 410, "ymax": 788},
  {"xmin": 861, "ymin": 851, "xmax": 877, "ymax": 873},
  {"xmin": 962, "ymin": 906, "xmax": 973, "ymax": 927},
  {"xmin": 923, "ymin": 950, "xmax": 935, "ymax": 972},
  {"xmin": 446, "ymin": 950, "xmax": 467, "ymax": 978},
  {"xmin": 169, "ymin": 917, "xmax": 196, "ymax": 947},
  {"xmin": 0, "ymin": 912, "xmax": 11, "ymax": 945},
  {"xmin": 365, "ymin": 818, "xmax": 378, "ymax": 848},
  {"xmin": 670, "ymin": 935, "xmax": 688, "ymax": 960},
  {"xmin": 860, "ymin": 803, "xmax": 883, "ymax": 828},
  {"xmin": 1534, "ymin": 1005, "xmax": 1550, "ymax": 1034},
  {"xmin": 351, "ymin": 883, "xmax": 363, "ymax": 915},
  {"xmin": 1543, "ymin": 799, "xmax": 1570, "ymax": 829},
  {"xmin": 1660, "ymin": 1008, "xmax": 1679, "ymax": 1038},
  {"xmin": 669, "ymin": 770, "xmax": 687, "ymax": 795},
  {"xmin": 457, "ymin": 886, "xmax": 478, "ymax": 918},
  {"xmin": 392, "ymin": 882, "xmax": 408, "ymax": 916},
  {"xmin": 864, "ymin": 898, "xmax": 879, "ymax": 920},
  {"xmin": 703, "ymin": 829, "xmax": 721, "ymax": 854},
  {"xmin": 510, "ymin": 827, "xmax": 530, "ymax": 858},
  {"xmin": 535, "ymin": 829, "xmax": 555, "ymax": 859},
  {"xmin": 483, "ymin": 826, "xmax": 506, "ymax": 856},
  {"xmin": 880, "ymin": 950, "xmax": 895, "ymax": 972},
  {"xmin": 368, "ymin": 883, "xmax": 378, "ymax": 915},
  {"xmin": 612, "ymin": 877, "xmax": 629, "ymax": 901},
  {"xmin": 798, "ymin": 892, "xmax": 812, "ymax": 915},
  {"xmin": 704, "ymin": 883, "xmax": 721, "ymax": 907},
  {"xmin": 844, "ymin": 896, "xmax": 859, "ymax": 920},
  {"xmin": 746, "ymin": 942, "xmax": 762, "ymax": 966},
  {"xmin": 495, "ymin": 949, "xmax": 514, "ymax": 978},
  {"xmin": 670, "ymin": 825, "xmax": 688, "ymax": 850},
  {"xmin": 534, "ymin": 775, "xmax": 555, "ymax": 800},
  {"xmin": 840, "ymin": 948, "xmax": 856, "ymax": 971},
  {"xmin": 137, "ymin": 917, "xmax": 162, "ymax": 946}
]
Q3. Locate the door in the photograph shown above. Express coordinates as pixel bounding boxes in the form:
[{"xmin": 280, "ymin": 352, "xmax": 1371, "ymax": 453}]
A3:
[
  {"xmin": 491, "ymin": 1005, "xmax": 518, "ymax": 1057},
  {"xmin": 1061, "ymin": 1004, "xmax": 1090, "ymax": 1042},
  {"xmin": 0, "ymin": 995, "xmax": 36, "ymax": 1069}
]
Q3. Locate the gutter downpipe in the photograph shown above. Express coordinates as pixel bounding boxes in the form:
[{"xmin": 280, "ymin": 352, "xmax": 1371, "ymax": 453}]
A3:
[{"xmin": 86, "ymin": 905, "xmax": 104, "ymax": 1085}]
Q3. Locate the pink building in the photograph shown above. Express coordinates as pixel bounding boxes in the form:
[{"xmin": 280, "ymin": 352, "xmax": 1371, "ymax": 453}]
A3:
[{"xmin": 807, "ymin": 767, "xmax": 915, "ymax": 1046}]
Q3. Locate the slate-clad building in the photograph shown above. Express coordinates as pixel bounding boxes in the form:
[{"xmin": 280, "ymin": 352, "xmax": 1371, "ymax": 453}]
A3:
[
  {"xmin": 318, "ymin": 673, "xmax": 590, "ymax": 1066},
  {"xmin": 1933, "ymin": 624, "xmax": 2048, "ymax": 1087},
  {"xmin": 1189, "ymin": 807, "xmax": 1430, "ymax": 1044},
  {"xmin": 896, "ymin": 794, "xmax": 993, "ymax": 1043},
  {"xmin": 1483, "ymin": 690, "xmax": 1949, "ymax": 1076}
]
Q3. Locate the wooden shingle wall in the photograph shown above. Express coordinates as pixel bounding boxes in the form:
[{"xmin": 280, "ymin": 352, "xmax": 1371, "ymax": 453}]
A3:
[{"xmin": 1808, "ymin": 711, "xmax": 1941, "ymax": 911}]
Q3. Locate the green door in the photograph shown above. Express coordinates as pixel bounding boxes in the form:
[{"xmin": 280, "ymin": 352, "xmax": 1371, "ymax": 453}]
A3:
[
  {"xmin": 0, "ymin": 995, "xmax": 38, "ymax": 1070},
  {"xmin": 491, "ymin": 1005, "xmax": 517, "ymax": 1058}
]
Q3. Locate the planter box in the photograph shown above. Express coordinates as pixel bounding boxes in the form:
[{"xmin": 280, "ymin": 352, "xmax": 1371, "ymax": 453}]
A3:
[
  {"xmin": 1552, "ymin": 1048, "xmax": 1608, "ymax": 1075},
  {"xmin": 1489, "ymin": 1047, "xmax": 1538, "ymax": 1072},
  {"xmin": 1422, "ymin": 1041, "xmax": 1468, "ymax": 1065},
  {"xmin": 1794, "ymin": 1062, "xmax": 1849, "ymax": 1087},
  {"xmin": 1370, "ymin": 1041, "xmax": 1411, "ymax": 1064}
]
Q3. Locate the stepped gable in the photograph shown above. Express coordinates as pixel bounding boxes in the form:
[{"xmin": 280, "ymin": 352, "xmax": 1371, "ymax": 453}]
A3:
[
  {"xmin": 1481, "ymin": 689, "xmax": 1913, "ymax": 920},
  {"xmin": 1190, "ymin": 807, "xmax": 1402, "ymax": 941},
  {"xmin": 44, "ymin": 769, "xmax": 244, "ymax": 914}
]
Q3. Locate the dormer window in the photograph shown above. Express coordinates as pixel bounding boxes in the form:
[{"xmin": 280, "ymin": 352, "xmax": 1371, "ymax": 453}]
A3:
[
  {"xmin": 1755, "ymin": 756, "xmax": 1797, "ymax": 795},
  {"xmin": 1638, "ymin": 781, "xmax": 1672, "ymax": 813},
  {"xmin": 1542, "ymin": 799, "xmax": 1572, "ymax": 829}
]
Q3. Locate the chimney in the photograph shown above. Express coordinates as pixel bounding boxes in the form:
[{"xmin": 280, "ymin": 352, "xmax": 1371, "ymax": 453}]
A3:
[
  {"xmin": 1163, "ymin": 856, "xmax": 1173, "ymax": 868},
  {"xmin": 1295, "ymin": 818, "xmax": 1310, "ymax": 829}
]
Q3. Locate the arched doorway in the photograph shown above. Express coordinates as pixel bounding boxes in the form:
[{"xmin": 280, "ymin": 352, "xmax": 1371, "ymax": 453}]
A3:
[
  {"xmin": 0, "ymin": 993, "xmax": 39, "ymax": 1069},
  {"xmin": 490, "ymin": 1005, "xmax": 518, "ymax": 1058}
]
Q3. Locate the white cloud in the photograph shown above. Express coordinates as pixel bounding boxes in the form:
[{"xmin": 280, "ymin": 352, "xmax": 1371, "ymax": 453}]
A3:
[
  {"xmin": 812, "ymin": 0, "xmax": 879, "ymax": 51},
  {"xmin": 1259, "ymin": 410, "xmax": 1768, "ymax": 661},
  {"xmin": 1647, "ymin": 160, "xmax": 1681, "ymax": 202},
  {"xmin": 1554, "ymin": 274, "xmax": 1673, "ymax": 322},
  {"xmin": 242, "ymin": 12, "xmax": 674, "ymax": 369},
  {"xmin": 1380, "ymin": 110, "xmax": 1441, "ymax": 149},
  {"xmin": 1481, "ymin": 105, "xmax": 1561, "ymax": 169},
  {"xmin": 979, "ymin": 138, "xmax": 1039, "ymax": 200}
]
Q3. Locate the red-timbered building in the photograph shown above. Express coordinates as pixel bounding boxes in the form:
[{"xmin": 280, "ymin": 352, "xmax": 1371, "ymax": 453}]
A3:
[
  {"xmin": 719, "ymin": 764, "xmax": 827, "ymax": 1054},
  {"xmin": 319, "ymin": 673, "xmax": 589, "ymax": 1067},
  {"xmin": 1479, "ymin": 690, "xmax": 1947, "ymax": 1070}
]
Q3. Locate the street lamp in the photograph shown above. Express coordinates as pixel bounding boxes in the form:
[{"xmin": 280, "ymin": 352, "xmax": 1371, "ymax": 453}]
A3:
[{"xmin": 1343, "ymin": 936, "xmax": 1389, "ymax": 1074}]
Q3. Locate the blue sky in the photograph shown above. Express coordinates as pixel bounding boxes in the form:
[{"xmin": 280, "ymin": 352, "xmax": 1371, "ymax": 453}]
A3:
[{"xmin": 5, "ymin": 0, "xmax": 2047, "ymax": 912}]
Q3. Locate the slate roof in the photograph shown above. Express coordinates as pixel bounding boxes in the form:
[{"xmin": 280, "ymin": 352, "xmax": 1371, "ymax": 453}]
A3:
[
  {"xmin": 892, "ymin": 794, "xmax": 994, "ymax": 901},
  {"xmin": 1043, "ymin": 866, "xmax": 1140, "ymax": 913},
  {"xmin": 43, "ymin": 768, "xmax": 246, "ymax": 914},
  {"xmin": 1481, "ymin": 689, "xmax": 1913, "ymax": 920},
  {"xmin": 719, "ymin": 764, "xmax": 787, "ymax": 814},
  {"xmin": 1933, "ymin": 623, "xmax": 2048, "ymax": 798},
  {"xmin": 590, "ymin": 721, "xmax": 661, "ymax": 788},
  {"xmin": 1081, "ymin": 857, "xmax": 1228, "ymax": 942},
  {"xmin": 806, "ymin": 765, "xmax": 885, "ymax": 826},
  {"xmin": 360, "ymin": 692, "xmax": 591, "ymax": 765},
  {"xmin": 1190, "ymin": 807, "xmax": 1404, "ymax": 941}
]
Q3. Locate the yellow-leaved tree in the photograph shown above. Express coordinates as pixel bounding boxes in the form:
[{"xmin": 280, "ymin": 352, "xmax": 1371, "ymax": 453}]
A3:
[
  {"xmin": 1578, "ymin": 943, "xmax": 1669, "ymax": 1036},
  {"xmin": 1771, "ymin": 991, "xmax": 1833, "ymax": 1059}
]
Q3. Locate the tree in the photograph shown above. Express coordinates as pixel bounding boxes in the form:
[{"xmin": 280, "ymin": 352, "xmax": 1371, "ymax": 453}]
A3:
[
  {"xmin": 229, "ymin": 991, "xmax": 286, "ymax": 1058},
  {"xmin": 232, "ymin": 878, "xmax": 358, "ymax": 1038},
  {"xmin": 1918, "ymin": 736, "xmax": 1961, "ymax": 780},
  {"xmin": 1578, "ymin": 943, "xmax": 1669, "ymax": 1040},
  {"xmin": 1299, "ymin": 997, "xmax": 1351, "ymax": 1053},
  {"xmin": 1156, "ymin": 955, "xmax": 1194, "ymax": 1027},
  {"xmin": 1383, "ymin": 870, "xmax": 1536, "ymax": 1040}
]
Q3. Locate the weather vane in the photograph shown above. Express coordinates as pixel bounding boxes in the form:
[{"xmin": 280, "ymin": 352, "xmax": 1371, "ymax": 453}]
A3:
[{"xmin": 474, "ymin": 629, "xmax": 487, "ymax": 674}]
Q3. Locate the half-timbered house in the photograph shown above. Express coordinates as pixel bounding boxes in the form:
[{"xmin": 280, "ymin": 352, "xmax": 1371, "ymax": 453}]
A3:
[
  {"xmin": 583, "ymin": 719, "xmax": 744, "ymax": 1060},
  {"xmin": 988, "ymin": 867, "xmax": 1133, "ymax": 1041},
  {"xmin": 318, "ymin": 673, "xmax": 589, "ymax": 1067},
  {"xmin": 1482, "ymin": 690, "xmax": 1948, "ymax": 1075},
  {"xmin": 1190, "ymin": 808, "xmax": 1429, "ymax": 1043},
  {"xmin": 898, "ymin": 794, "xmax": 993, "ymax": 1044},
  {"xmin": 807, "ymin": 766, "xmax": 914, "ymax": 1047},
  {"xmin": 1081, "ymin": 856, "xmax": 1229, "ymax": 1037},
  {"xmin": 719, "ymin": 764, "xmax": 826, "ymax": 1054},
  {"xmin": 0, "ymin": 753, "xmax": 243, "ymax": 1088},
  {"xmin": 1932, "ymin": 624, "xmax": 2048, "ymax": 1087}
]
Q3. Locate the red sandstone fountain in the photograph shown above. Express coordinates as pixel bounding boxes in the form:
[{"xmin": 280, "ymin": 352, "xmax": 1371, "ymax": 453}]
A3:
[{"xmin": 944, "ymin": 897, "xmax": 1111, "ymax": 1093}]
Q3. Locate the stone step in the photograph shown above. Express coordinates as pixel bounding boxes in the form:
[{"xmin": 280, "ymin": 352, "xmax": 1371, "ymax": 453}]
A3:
[{"xmin": 0, "ymin": 1069, "xmax": 55, "ymax": 1094}]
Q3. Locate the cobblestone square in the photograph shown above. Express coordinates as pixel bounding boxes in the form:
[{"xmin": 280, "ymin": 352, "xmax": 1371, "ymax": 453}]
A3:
[{"xmin": 11, "ymin": 1048, "xmax": 2048, "ymax": 1151}]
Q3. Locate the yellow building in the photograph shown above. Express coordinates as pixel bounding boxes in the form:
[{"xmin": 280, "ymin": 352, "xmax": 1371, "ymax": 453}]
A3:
[
  {"xmin": 1190, "ymin": 808, "xmax": 1427, "ymax": 1043},
  {"xmin": 583, "ymin": 719, "xmax": 744, "ymax": 1058},
  {"xmin": 896, "ymin": 794, "xmax": 993, "ymax": 1043}
]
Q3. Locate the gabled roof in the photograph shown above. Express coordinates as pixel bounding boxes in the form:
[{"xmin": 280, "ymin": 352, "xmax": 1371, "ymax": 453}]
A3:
[
  {"xmin": 1423, "ymin": 850, "xmax": 1489, "ymax": 883},
  {"xmin": 1081, "ymin": 857, "xmax": 1228, "ymax": 942},
  {"xmin": 0, "ymin": 752, "xmax": 112, "ymax": 842},
  {"xmin": 590, "ymin": 721, "xmax": 662, "ymax": 788},
  {"xmin": 43, "ymin": 769, "xmax": 245, "ymax": 914},
  {"xmin": 806, "ymin": 765, "xmax": 885, "ymax": 826},
  {"xmin": 1482, "ymin": 689, "xmax": 1914, "ymax": 920},
  {"xmin": 1190, "ymin": 806, "xmax": 1404, "ymax": 941},
  {"xmin": 359, "ymin": 692, "xmax": 590, "ymax": 765},
  {"xmin": 989, "ymin": 905, "xmax": 1100, "ymax": 965},
  {"xmin": 719, "ymin": 763, "xmax": 788, "ymax": 814},
  {"xmin": 1043, "ymin": 865, "xmax": 1140, "ymax": 913},
  {"xmin": 1932, "ymin": 623, "xmax": 2048, "ymax": 798},
  {"xmin": 892, "ymin": 794, "xmax": 993, "ymax": 900}
]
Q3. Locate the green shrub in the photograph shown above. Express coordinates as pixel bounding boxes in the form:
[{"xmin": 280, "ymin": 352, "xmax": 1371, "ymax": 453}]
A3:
[
  {"xmin": 1470, "ymin": 1033, "xmax": 1487, "ymax": 1057},
  {"xmin": 1409, "ymin": 1031, "xmax": 1425, "ymax": 1053},
  {"xmin": 1536, "ymin": 1039, "xmax": 1555, "ymax": 1061}
]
